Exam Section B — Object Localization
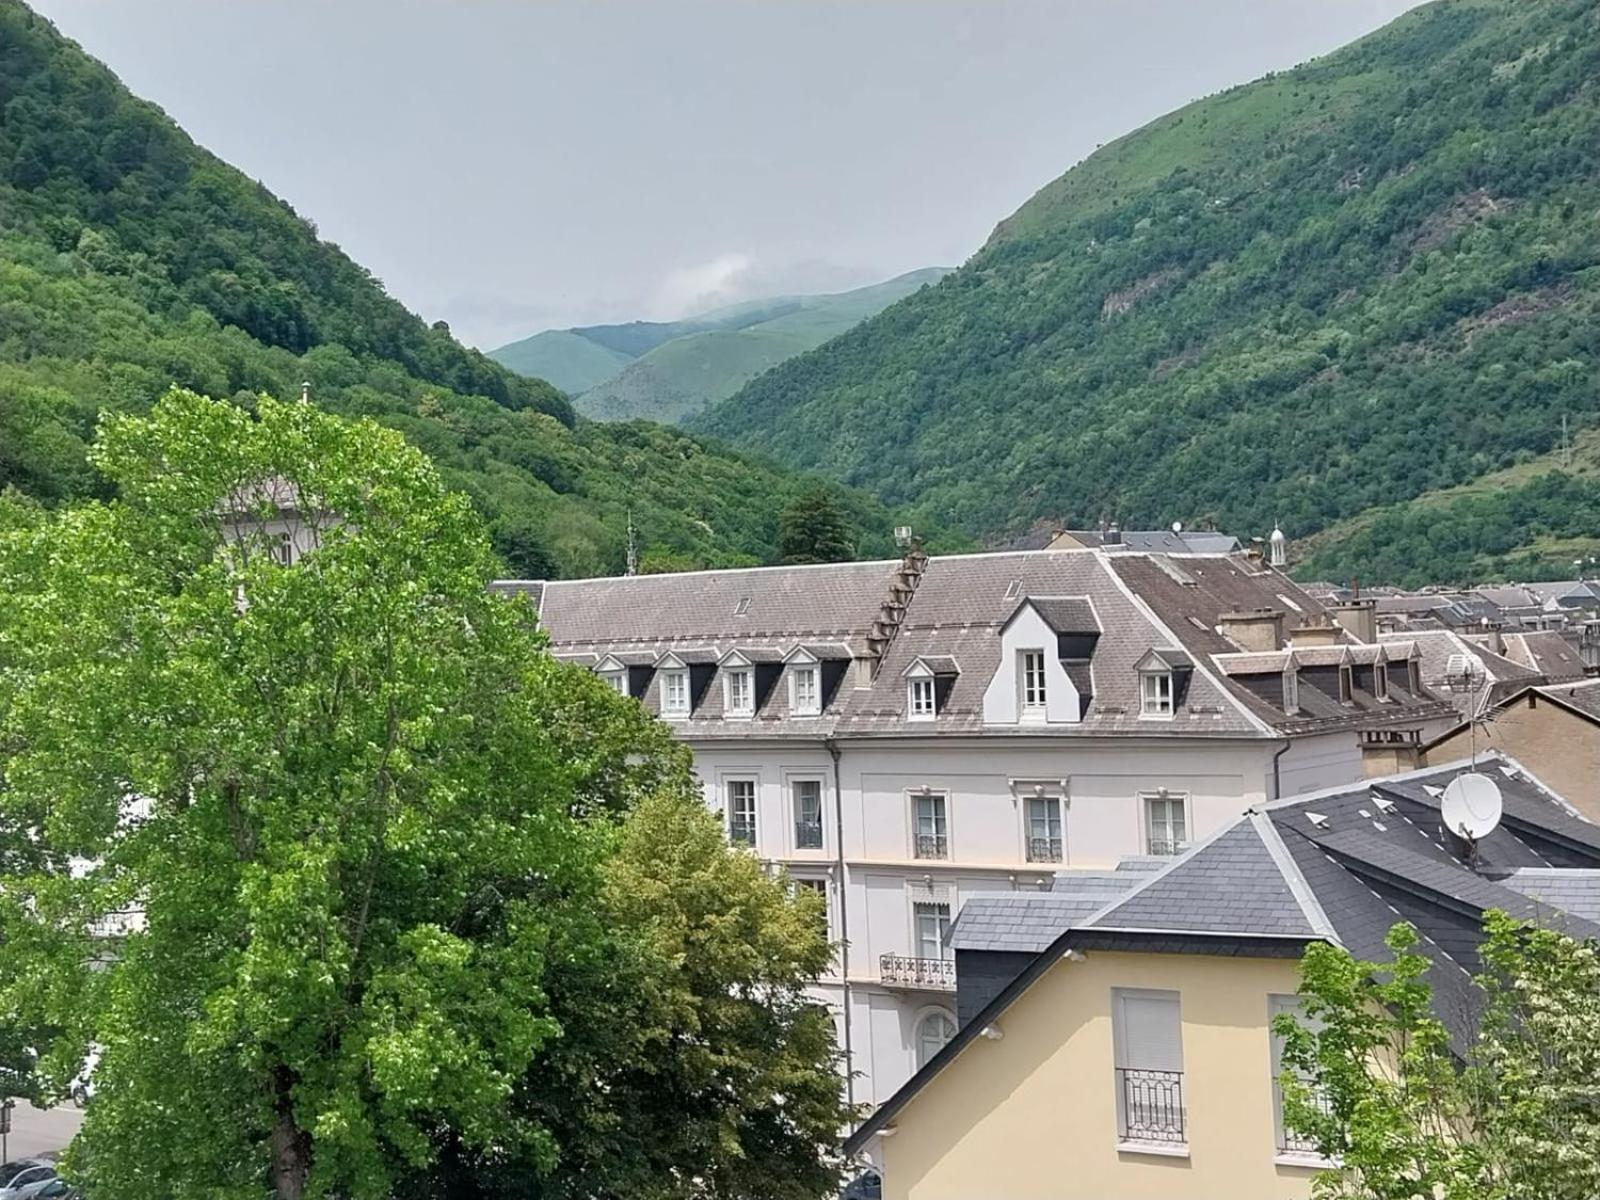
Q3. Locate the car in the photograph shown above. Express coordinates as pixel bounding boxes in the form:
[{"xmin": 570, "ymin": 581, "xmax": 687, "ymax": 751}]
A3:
[
  {"xmin": 68, "ymin": 1047, "xmax": 100, "ymax": 1110},
  {"xmin": 0, "ymin": 1164, "xmax": 59, "ymax": 1200},
  {"xmin": 0, "ymin": 1163, "xmax": 51, "ymax": 1191}
]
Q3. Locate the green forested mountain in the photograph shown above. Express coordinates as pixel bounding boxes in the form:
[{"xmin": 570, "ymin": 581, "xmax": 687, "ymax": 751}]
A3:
[
  {"xmin": 492, "ymin": 269, "xmax": 949, "ymax": 424},
  {"xmin": 695, "ymin": 0, "xmax": 1600, "ymax": 585},
  {"xmin": 0, "ymin": 0, "xmax": 914, "ymax": 579}
]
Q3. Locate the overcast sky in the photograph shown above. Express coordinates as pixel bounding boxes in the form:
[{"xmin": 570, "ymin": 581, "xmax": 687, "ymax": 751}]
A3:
[{"xmin": 34, "ymin": 0, "xmax": 1423, "ymax": 349}]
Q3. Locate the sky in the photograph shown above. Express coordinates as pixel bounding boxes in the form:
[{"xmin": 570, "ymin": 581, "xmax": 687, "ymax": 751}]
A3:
[{"xmin": 33, "ymin": 0, "xmax": 1425, "ymax": 350}]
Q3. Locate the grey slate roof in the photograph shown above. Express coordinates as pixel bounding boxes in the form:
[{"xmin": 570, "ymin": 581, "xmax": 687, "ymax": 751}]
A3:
[
  {"xmin": 1502, "ymin": 631, "xmax": 1588, "ymax": 681},
  {"xmin": 1537, "ymin": 678, "xmax": 1600, "ymax": 721},
  {"xmin": 950, "ymin": 894, "xmax": 1110, "ymax": 953},
  {"xmin": 1027, "ymin": 596, "xmax": 1100, "ymax": 634},
  {"xmin": 1500, "ymin": 868, "xmax": 1600, "ymax": 921}
]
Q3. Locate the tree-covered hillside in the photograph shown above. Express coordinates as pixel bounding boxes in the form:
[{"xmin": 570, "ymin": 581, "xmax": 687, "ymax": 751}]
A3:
[
  {"xmin": 0, "ymin": 0, "xmax": 913, "ymax": 578},
  {"xmin": 696, "ymin": 0, "xmax": 1600, "ymax": 585}
]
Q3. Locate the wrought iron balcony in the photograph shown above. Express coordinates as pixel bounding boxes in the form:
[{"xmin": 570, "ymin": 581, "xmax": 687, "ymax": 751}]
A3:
[
  {"xmin": 1026, "ymin": 835, "xmax": 1063, "ymax": 863},
  {"xmin": 915, "ymin": 832, "xmax": 949, "ymax": 860},
  {"xmin": 1277, "ymin": 1082, "xmax": 1333, "ymax": 1155},
  {"xmin": 728, "ymin": 818, "xmax": 757, "ymax": 847},
  {"xmin": 1117, "ymin": 1068, "xmax": 1186, "ymax": 1145},
  {"xmin": 1145, "ymin": 837, "xmax": 1187, "ymax": 858},
  {"xmin": 794, "ymin": 819, "xmax": 824, "ymax": 850},
  {"xmin": 879, "ymin": 953, "xmax": 956, "ymax": 990}
]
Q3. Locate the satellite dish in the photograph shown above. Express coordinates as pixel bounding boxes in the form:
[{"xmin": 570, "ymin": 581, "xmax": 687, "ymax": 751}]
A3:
[{"xmin": 1440, "ymin": 773, "xmax": 1503, "ymax": 841}]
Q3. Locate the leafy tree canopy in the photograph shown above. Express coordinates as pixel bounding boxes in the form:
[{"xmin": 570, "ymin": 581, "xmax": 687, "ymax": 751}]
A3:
[{"xmin": 777, "ymin": 486, "xmax": 858, "ymax": 564}]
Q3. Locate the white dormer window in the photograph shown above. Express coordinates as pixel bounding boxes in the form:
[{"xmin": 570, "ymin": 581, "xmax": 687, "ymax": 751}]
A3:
[
  {"xmin": 1374, "ymin": 660, "xmax": 1390, "ymax": 701},
  {"xmin": 1019, "ymin": 649, "xmax": 1047, "ymax": 712},
  {"xmin": 791, "ymin": 665, "xmax": 820, "ymax": 715},
  {"xmin": 909, "ymin": 676, "xmax": 937, "ymax": 720},
  {"xmin": 1140, "ymin": 671, "xmax": 1173, "ymax": 717},
  {"xmin": 1282, "ymin": 665, "xmax": 1299, "ymax": 715},
  {"xmin": 725, "ymin": 668, "xmax": 754, "ymax": 717},
  {"xmin": 662, "ymin": 669, "xmax": 690, "ymax": 717},
  {"xmin": 601, "ymin": 669, "xmax": 628, "ymax": 696}
]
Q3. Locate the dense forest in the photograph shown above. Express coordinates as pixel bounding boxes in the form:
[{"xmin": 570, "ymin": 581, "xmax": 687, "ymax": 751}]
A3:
[
  {"xmin": 0, "ymin": 0, "xmax": 914, "ymax": 578},
  {"xmin": 696, "ymin": 0, "xmax": 1600, "ymax": 585}
]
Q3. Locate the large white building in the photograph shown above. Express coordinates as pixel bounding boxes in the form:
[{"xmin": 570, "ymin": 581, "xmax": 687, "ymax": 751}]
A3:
[{"xmin": 502, "ymin": 544, "xmax": 1454, "ymax": 1111}]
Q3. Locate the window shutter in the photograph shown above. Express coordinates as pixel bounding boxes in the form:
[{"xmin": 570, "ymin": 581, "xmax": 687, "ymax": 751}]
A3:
[{"xmin": 1117, "ymin": 992, "xmax": 1182, "ymax": 1072}]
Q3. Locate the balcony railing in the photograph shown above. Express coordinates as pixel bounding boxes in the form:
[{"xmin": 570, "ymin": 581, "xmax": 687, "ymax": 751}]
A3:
[
  {"xmin": 915, "ymin": 832, "xmax": 949, "ymax": 860},
  {"xmin": 879, "ymin": 953, "xmax": 956, "ymax": 990},
  {"xmin": 1026, "ymin": 835, "xmax": 1063, "ymax": 863},
  {"xmin": 1118, "ymin": 1068, "xmax": 1186, "ymax": 1144},
  {"xmin": 728, "ymin": 818, "xmax": 756, "ymax": 847},
  {"xmin": 1145, "ymin": 837, "xmax": 1187, "ymax": 858},
  {"xmin": 1277, "ymin": 1082, "xmax": 1333, "ymax": 1155},
  {"xmin": 794, "ymin": 819, "xmax": 824, "ymax": 850}
]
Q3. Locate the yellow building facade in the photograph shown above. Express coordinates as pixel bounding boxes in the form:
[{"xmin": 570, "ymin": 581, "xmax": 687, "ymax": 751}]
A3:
[{"xmin": 872, "ymin": 950, "xmax": 1324, "ymax": 1200}]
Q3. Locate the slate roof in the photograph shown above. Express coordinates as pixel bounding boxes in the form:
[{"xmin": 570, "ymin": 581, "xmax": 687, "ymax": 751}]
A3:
[
  {"xmin": 1062, "ymin": 529, "xmax": 1242, "ymax": 554},
  {"xmin": 1503, "ymin": 630, "xmax": 1589, "ymax": 682},
  {"xmin": 950, "ymin": 868, "xmax": 1154, "ymax": 953},
  {"xmin": 1383, "ymin": 629, "xmax": 1540, "ymax": 719},
  {"xmin": 1539, "ymin": 678, "xmax": 1600, "ymax": 720},
  {"xmin": 847, "ymin": 754, "xmax": 1600, "ymax": 1155},
  {"xmin": 519, "ymin": 547, "xmax": 1455, "ymax": 741}
]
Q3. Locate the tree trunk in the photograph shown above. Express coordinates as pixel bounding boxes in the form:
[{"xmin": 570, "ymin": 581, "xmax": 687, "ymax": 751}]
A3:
[{"xmin": 269, "ymin": 1064, "xmax": 311, "ymax": 1200}]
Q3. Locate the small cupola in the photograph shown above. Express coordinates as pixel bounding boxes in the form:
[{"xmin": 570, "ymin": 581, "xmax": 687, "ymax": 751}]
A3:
[{"xmin": 1269, "ymin": 522, "xmax": 1287, "ymax": 569}]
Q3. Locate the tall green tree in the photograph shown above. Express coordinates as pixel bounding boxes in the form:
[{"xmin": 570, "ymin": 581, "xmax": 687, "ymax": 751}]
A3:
[
  {"xmin": 0, "ymin": 390, "xmax": 847, "ymax": 1198},
  {"xmin": 1278, "ymin": 915, "xmax": 1600, "ymax": 1200},
  {"xmin": 777, "ymin": 487, "xmax": 856, "ymax": 565}
]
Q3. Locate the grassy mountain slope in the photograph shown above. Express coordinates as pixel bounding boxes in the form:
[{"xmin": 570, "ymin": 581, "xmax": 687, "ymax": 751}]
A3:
[
  {"xmin": 695, "ymin": 0, "xmax": 1600, "ymax": 585},
  {"xmin": 494, "ymin": 269, "xmax": 949, "ymax": 423},
  {"xmin": 486, "ymin": 329, "xmax": 633, "ymax": 395},
  {"xmin": 0, "ymin": 0, "xmax": 916, "ymax": 578}
]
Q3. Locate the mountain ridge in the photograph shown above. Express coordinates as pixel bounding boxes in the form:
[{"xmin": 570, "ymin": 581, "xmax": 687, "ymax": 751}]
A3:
[{"xmin": 693, "ymin": 0, "xmax": 1600, "ymax": 585}]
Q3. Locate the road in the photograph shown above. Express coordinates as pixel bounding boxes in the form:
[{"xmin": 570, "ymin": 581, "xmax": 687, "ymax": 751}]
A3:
[{"xmin": 2, "ymin": 1102, "xmax": 83, "ymax": 1164}]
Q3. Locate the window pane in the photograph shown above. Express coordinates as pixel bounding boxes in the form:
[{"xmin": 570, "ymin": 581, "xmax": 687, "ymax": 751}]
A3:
[
  {"xmin": 728, "ymin": 780, "xmax": 757, "ymax": 845},
  {"xmin": 916, "ymin": 1011, "xmax": 957, "ymax": 1067},
  {"xmin": 914, "ymin": 795, "xmax": 947, "ymax": 858},
  {"xmin": 914, "ymin": 902, "xmax": 951, "ymax": 960},
  {"xmin": 793, "ymin": 780, "xmax": 823, "ymax": 848}
]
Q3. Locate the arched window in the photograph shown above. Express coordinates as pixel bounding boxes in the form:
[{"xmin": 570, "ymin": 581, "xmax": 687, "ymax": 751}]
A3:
[{"xmin": 916, "ymin": 1010, "xmax": 957, "ymax": 1068}]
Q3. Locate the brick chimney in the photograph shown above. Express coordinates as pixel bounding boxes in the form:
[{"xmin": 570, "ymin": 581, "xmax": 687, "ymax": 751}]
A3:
[{"xmin": 1218, "ymin": 608, "xmax": 1285, "ymax": 653}]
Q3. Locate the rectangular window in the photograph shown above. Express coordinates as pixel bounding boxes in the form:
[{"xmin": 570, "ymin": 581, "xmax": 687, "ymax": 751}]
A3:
[
  {"xmin": 1374, "ymin": 661, "xmax": 1389, "ymax": 701},
  {"xmin": 792, "ymin": 666, "xmax": 820, "ymax": 715},
  {"xmin": 726, "ymin": 669, "xmax": 753, "ymax": 716},
  {"xmin": 1282, "ymin": 667, "xmax": 1299, "ymax": 715},
  {"xmin": 909, "ymin": 676, "xmax": 936, "ymax": 719},
  {"xmin": 913, "ymin": 793, "xmax": 948, "ymax": 859},
  {"xmin": 662, "ymin": 670, "xmax": 689, "ymax": 716},
  {"xmin": 601, "ymin": 670, "xmax": 628, "ymax": 696},
  {"xmin": 1144, "ymin": 793, "xmax": 1187, "ymax": 857},
  {"xmin": 727, "ymin": 779, "xmax": 757, "ymax": 846},
  {"xmin": 1338, "ymin": 665, "xmax": 1353, "ymax": 704},
  {"xmin": 794, "ymin": 877, "xmax": 829, "ymax": 935},
  {"xmin": 914, "ymin": 901, "xmax": 952, "ymax": 962},
  {"xmin": 1025, "ymin": 795, "xmax": 1063, "ymax": 863},
  {"xmin": 1020, "ymin": 650, "xmax": 1047, "ymax": 711},
  {"xmin": 1140, "ymin": 671, "xmax": 1173, "ymax": 716},
  {"xmin": 1271, "ymin": 994, "xmax": 1329, "ymax": 1158},
  {"xmin": 1113, "ymin": 989, "xmax": 1185, "ymax": 1146},
  {"xmin": 793, "ymin": 780, "xmax": 824, "ymax": 850}
]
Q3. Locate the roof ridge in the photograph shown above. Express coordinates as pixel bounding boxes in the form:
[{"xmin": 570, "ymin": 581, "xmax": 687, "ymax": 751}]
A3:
[{"xmin": 1251, "ymin": 811, "xmax": 1341, "ymax": 945}]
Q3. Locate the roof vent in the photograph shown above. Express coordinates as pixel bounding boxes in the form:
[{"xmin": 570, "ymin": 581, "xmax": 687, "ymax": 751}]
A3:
[
  {"xmin": 1305, "ymin": 811, "xmax": 1329, "ymax": 829},
  {"xmin": 1004, "ymin": 579, "xmax": 1022, "ymax": 600},
  {"xmin": 734, "ymin": 597, "xmax": 751, "ymax": 616},
  {"xmin": 1373, "ymin": 795, "xmax": 1397, "ymax": 814}
]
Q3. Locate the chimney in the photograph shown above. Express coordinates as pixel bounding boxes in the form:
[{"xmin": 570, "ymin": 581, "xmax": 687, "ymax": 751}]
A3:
[
  {"xmin": 1290, "ymin": 615, "xmax": 1342, "ymax": 648},
  {"xmin": 1218, "ymin": 608, "xmax": 1285, "ymax": 653},
  {"xmin": 1104, "ymin": 522, "xmax": 1122, "ymax": 547},
  {"xmin": 1329, "ymin": 598, "xmax": 1377, "ymax": 644}
]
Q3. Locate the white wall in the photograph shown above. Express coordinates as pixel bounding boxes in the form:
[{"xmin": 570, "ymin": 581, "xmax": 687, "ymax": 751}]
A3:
[
  {"xmin": 982, "ymin": 606, "xmax": 1081, "ymax": 725},
  {"xmin": 1274, "ymin": 732, "xmax": 1362, "ymax": 797}
]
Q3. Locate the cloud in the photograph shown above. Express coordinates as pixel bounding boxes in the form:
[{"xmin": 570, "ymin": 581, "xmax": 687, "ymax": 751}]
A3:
[{"xmin": 649, "ymin": 252, "xmax": 755, "ymax": 320}]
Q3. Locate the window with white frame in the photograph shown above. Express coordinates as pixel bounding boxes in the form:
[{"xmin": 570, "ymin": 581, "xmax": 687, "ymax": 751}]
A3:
[
  {"xmin": 1282, "ymin": 666, "xmax": 1299, "ymax": 715},
  {"xmin": 792, "ymin": 779, "xmax": 824, "ymax": 850},
  {"xmin": 726, "ymin": 779, "xmax": 757, "ymax": 846},
  {"xmin": 791, "ymin": 664, "xmax": 820, "ymax": 715},
  {"xmin": 793, "ymin": 876, "xmax": 829, "ymax": 935},
  {"xmin": 725, "ymin": 668, "xmax": 754, "ymax": 716},
  {"xmin": 661, "ymin": 669, "xmax": 690, "ymax": 717},
  {"xmin": 600, "ymin": 669, "xmax": 628, "ymax": 696},
  {"xmin": 916, "ymin": 1009, "xmax": 957, "ymax": 1068},
  {"xmin": 1140, "ymin": 671, "xmax": 1173, "ymax": 716},
  {"xmin": 1270, "ymin": 994, "xmax": 1330, "ymax": 1158},
  {"xmin": 913, "ymin": 901, "xmax": 952, "ymax": 962},
  {"xmin": 1025, "ymin": 794, "xmax": 1063, "ymax": 863},
  {"xmin": 1143, "ymin": 792, "xmax": 1188, "ymax": 857},
  {"xmin": 908, "ymin": 675, "xmax": 937, "ymax": 719},
  {"xmin": 1113, "ymin": 989, "xmax": 1185, "ymax": 1146},
  {"xmin": 913, "ymin": 792, "xmax": 948, "ymax": 859},
  {"xmin": 1020, "ymin": 649, "xmax": 1048, "ymax": 712},
  {"xmin": 1374, "ymin": 660, "xmax": 1389, "ymax": 701}
]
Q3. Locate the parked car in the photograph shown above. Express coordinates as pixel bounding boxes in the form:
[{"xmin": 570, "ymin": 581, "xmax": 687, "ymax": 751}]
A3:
[
  {"xmin": 0, "ymin": 1164, "xmax": 59, "ymax": 1200},
  {"xmin": 68, "ymin": 1047, "xmax": 100, "ymax": 1110},
  {"xmin": 0, "ymin": 1165, "xmax": 50, "ymax": 1192}
]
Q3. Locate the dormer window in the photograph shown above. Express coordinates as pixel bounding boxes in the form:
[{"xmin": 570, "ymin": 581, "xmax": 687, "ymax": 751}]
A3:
[
  {"xmin": 1374, "ymin": 660, "xmax": 1390, "ymax": 702},
  {"xmin": 662, "ymin": 669, "xmax": 690, "ymax": 717},
  {"xmin": 1019, "ymin": 649, "xmax": 1047, "ymax": 713},
  {"xmin": 725, "ymin": 667, "xmax": 754, "ymax": 717},
  {"xmin": 600, "ymin": 669, "xmax": 628, "ymax": 696},
  {"xmin": 1338, "ymin": 664, "xmax": 1354, "ymax": 705},
  {"xmin": 1282, "ymin": 662, "xmax": 1300, "ymax": 716},
  {"xmin": 909, "ymin": 676, "xmax": 937, "ymax": 720},
  {"xmin": 791, "ymin": 664, "xmax": 820, "ymax": 716},
  {"xmin": 1140, "ymin": 671, "xmax": 1173, "ymax": 717}
]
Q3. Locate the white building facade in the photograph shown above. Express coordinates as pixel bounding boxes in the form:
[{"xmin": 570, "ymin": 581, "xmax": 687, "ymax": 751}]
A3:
[{"xmin": 507, "ymin": 545, "xmax": 1452, "ymax": 1113}]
